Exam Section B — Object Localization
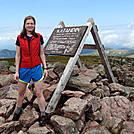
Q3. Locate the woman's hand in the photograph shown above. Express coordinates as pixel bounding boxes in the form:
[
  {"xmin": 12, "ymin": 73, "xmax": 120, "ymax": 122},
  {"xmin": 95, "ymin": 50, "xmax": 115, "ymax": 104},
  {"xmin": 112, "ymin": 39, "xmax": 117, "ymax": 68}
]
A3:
[
  {"xmin": 44, "ymin": 69, "xmax": 48, "ymax": 79},
  {"xmin": 14, "ymin": 72, "xmax": 19, "ymax": 81}
]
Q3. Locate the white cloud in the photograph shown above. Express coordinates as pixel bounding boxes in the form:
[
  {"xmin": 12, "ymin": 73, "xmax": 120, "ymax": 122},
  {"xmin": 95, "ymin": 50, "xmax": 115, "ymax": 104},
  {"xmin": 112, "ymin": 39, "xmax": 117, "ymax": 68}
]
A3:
[
  {"xmin": 122, "ymin": 29, "xmax": 134, "ymax": 48},
  {"xmin": 0, "ymin": 29, "xmax": 17, "ymax": 50},
  {"xmin": 100, "ymin": 30, "xmax": 115, "ymax": 34},
  {"xmin": 128, "ymin": 21, "xmax": 134, "ymax": 29},
  {"xmin": 0, "ymin": 27, "xmax": 19, "ymax": 49},
  {"xmin": 98, "ymin": 22, "xmax": 134, "ymax": 49},
  {"xmin": 0, "ymin": 36, "xmax": 16, "ymax": 41},
  {"xmin": 103, "ymin": 34, "xmax": 119, "ymax": 45}
]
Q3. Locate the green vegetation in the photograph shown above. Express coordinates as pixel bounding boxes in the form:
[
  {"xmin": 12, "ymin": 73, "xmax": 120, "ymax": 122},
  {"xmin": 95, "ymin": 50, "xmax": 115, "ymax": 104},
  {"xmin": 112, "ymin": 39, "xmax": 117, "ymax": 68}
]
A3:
[
  {"xmin": 0, "ymin": 58, "xmax": 15, "ymax": 66},
  {"xmin": 47, "ymin": 55, "xmax": 101, "ymax": 65},
  {"xmin": 0, "ymin": 56, "xmax": 101, "ymax": 67},
  {"xmin": 1, "ymin": 55, "xmax": 134, "ymax": 68}
]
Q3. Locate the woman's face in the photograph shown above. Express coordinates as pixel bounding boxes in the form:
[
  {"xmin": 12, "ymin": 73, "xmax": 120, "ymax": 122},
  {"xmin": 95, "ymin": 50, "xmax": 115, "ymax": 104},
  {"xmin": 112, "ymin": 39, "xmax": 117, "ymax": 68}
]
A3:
[{"xmin": 25, "ymin": 18, "xmax": 35, "ymax": 33}]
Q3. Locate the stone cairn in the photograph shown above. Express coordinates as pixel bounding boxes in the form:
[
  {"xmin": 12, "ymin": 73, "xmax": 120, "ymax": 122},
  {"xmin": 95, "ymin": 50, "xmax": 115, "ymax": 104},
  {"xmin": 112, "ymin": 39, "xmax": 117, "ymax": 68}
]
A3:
[{"xmin": 0, "ymin": 60, "xmax": 134, "ymax": 134}]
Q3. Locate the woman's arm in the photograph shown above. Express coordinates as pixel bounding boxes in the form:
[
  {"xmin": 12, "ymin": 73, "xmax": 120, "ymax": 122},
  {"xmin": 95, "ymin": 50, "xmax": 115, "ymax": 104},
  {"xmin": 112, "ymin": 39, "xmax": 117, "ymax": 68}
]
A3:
[
  {"xmin": 40, "ymin": 45, "xmax": 48, "ymax": 78},
  {"xmin": 14, "ymin": 46, "xmax": 21, "ymax": 80},
  {"xmin": 40, "ymin": 45, "xmax": 47, "ymax": 68}
]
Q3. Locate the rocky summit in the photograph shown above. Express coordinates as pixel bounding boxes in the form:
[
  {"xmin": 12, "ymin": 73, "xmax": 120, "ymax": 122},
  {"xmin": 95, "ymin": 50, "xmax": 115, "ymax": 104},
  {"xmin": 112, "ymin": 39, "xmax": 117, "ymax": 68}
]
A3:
[{"xmin": 0, "ymin": 58, "xmax": 134, "ymax": 134}]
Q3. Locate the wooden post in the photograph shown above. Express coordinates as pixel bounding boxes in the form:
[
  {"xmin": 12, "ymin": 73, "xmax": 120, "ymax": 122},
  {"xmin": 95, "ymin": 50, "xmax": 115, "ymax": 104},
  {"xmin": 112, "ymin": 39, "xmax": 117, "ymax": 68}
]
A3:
[
  {"xmin": 58, "ymin": 21, "xmax": 65, "ymax": 28},
  {"xmin": 90, "ymin": 18, "xmax": 115, "ymax": 83},
  {"xmin": 45, "ymin": 19, "xmax": 92, "ymax": 114}
]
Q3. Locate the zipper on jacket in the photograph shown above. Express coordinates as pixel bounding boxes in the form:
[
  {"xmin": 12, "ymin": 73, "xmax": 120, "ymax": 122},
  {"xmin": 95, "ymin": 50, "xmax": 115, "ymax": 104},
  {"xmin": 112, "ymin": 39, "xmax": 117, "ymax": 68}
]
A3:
[{"xmin": 26, "ymin": 35, "xmax": 32, "ymax": 68}]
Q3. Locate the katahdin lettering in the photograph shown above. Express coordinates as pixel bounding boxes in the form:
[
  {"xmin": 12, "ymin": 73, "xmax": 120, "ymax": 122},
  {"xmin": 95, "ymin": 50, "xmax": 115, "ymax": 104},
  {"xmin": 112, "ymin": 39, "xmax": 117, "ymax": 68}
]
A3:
[{"xmin": 56, "ymin": 27, "xmax": 81, "ymax": 33}]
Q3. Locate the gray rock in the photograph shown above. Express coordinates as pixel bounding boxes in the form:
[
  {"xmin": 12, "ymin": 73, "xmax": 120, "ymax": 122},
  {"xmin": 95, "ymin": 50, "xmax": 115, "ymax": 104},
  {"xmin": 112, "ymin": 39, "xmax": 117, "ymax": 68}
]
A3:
[
  {"xmin": 51, "ymin": 115, "xmax": 79, "ymax": 134},
  {"xmin": 68, "ymin": 68, "xmax": 99, "ymax": 93},
  {"xmin": 62, "ymin": 97, "xmax": 88, "ymax": 120},
  {"xmin": 100, "ymin": 96, "xmax": 131, "ymax": 121},
  {"xmin": 19, "ymin": 106, "xmax": 39, "ymax": 128},
  {"xmin": 9, "ymin": 66, "xmax": 16, "ymax": 73},
  {"xmin": 28, "ymin": 122, "xmax": 54, "ymax": 134},
  {"xmin": 0, "ymin": 61, "xmax": 9, "ymax": 73}
]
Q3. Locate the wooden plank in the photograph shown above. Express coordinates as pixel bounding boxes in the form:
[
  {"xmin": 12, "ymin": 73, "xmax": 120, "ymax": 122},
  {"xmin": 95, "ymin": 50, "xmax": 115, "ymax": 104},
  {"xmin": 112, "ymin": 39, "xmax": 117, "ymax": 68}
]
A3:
[
  {"xmin": 83, "ymin": 44, "xmax": 97, "ymax": 49},
  {"xmin": 90, "ymin": 20, "xmax": 115, "ymax": 83},
  {"xmin": 45, "ymin": 19, "xmax": 92, "ymax": 114}
]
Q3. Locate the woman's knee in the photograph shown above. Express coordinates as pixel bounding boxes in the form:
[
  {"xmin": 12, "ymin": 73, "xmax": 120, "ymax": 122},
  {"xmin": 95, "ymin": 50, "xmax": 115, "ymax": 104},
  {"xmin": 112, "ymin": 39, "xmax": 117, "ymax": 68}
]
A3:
[
  {"xmin": 34, "ymin": 82, "xmax": 43, "ymax": 98},
  {"xmin": 18, "ymin": 82, "xmax": 27, "ymax": 96},
  {"xmin": 34, "ymin": 89, "xmax": 43, "ymax": 98},
  {"xmin": 18, "ymin": 89, "xmax": 25, "ymax": 97}
]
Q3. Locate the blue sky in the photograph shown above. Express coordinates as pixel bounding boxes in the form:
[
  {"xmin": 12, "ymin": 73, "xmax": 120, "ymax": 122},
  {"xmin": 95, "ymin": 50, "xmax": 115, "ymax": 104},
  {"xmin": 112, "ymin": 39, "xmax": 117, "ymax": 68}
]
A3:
[{"xmin": 0, "ymin": 0, "xmax": 134, "ymax": 50}]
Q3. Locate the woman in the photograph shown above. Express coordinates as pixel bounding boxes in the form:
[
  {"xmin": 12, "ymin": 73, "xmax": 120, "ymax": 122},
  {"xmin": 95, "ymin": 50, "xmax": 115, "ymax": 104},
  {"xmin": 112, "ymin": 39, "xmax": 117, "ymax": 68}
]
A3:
[{"xmin": 13, "ymin": 15, "xmax": 48, "ymax": 127}]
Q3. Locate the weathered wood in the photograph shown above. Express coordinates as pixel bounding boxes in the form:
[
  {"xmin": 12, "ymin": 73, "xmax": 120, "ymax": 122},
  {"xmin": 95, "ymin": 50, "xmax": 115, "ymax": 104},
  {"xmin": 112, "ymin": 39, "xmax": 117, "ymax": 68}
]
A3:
[
  {"xmin": 90, "ymin": 19, "xmax": 115, "ymax": 83},
  {"xmin": 58, "ymin": 21, "xmax": 65, "ymax": 28},
  {"xmin": 44, "ymin": 26, "xmax": 88, "ymax": 56},
  {"xmin": 83, "ymin": 44, "xmax": 97, "ymax": 49},
  {"xmin": 45, "ymin": 19, "xmax": 92, "ymax": 113},
  {"xmin": 76, "ymin": 57, "xmax": 83, "ymax": 68}
]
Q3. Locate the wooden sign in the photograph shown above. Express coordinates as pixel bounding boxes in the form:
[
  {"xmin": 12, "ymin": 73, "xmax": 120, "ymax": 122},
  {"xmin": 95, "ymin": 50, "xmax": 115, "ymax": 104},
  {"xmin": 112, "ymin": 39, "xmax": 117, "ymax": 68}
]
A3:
[{"xmin": 44, "ymin": 26, "xmax": 88, "ymax": 56}]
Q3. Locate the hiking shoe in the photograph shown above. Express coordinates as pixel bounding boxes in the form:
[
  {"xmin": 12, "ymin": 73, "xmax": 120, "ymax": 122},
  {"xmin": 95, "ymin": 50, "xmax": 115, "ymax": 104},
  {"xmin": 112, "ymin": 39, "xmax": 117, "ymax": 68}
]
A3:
[
  {"xmin": 39, "ymin": 115, "xmax": 46, "ymax": 126},
  {"xmin": 12, "ymin": 109, "xmax": 23, "ymax": 121}
]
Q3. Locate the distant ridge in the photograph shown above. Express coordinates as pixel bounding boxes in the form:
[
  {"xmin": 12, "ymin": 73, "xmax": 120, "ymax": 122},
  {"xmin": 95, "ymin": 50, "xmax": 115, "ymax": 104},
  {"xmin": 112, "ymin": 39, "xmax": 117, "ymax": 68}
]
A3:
[
  {"xmin": 1, "ymin": 48, "xmax": 134, "ymax": 59},
  {"xmin": 0, "ymin": 49, "xmax": 16, "ymax": 58},
  {"xmin": 82, "ymin": 49, "xmax": 134, "ymax": 58}
]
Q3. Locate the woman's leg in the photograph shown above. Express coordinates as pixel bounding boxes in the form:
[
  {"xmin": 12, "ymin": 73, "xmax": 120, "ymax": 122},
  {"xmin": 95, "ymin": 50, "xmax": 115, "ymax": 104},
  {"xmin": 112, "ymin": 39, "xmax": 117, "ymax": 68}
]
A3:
[
  {"xmin": 34, "ymin": 81, "xmax": 47, "ymax": 126},
  {"xmin": 12, "ymin": 81, "xmax": 27, "ymax": 121},
  {"xmin": 16, "ymin": 81, "xmax": 27, "ymax": 108},
  {"xmin": 34, "ymin": 81, "xmax": 47, "ymax": 112}
]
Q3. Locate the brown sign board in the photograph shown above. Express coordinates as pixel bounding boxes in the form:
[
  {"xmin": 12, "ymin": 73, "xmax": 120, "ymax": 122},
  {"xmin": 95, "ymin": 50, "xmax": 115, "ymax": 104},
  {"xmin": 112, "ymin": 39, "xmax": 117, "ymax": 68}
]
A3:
[{"xmin": 44, "ymin": 26, "xmax": 88, "ymax": 56}]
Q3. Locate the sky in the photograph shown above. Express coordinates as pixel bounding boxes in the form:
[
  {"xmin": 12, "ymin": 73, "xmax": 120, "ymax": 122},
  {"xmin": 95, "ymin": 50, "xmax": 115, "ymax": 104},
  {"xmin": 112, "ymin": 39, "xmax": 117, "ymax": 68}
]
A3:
[{"xmin": 0, "ymin": 0, "xmax": 134, "ymax": 50}]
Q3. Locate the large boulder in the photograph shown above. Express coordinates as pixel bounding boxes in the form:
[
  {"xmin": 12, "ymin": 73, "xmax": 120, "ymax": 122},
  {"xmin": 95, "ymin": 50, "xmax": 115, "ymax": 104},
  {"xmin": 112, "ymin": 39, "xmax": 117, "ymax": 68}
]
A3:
[
  {"xmin": 68, "ymin": 68, "xmax": 99, "ymax": 93},
  {"xmin": 50, "ymin": 115, "xmax": 79, "ymax": 134}
]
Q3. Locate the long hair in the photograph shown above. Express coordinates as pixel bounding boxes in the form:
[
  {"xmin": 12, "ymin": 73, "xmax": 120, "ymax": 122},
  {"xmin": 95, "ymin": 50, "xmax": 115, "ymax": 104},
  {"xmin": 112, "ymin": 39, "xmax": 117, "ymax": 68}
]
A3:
[{"xmin": 20, "ymin": 15, "xmax": 36, "ymax": 35}]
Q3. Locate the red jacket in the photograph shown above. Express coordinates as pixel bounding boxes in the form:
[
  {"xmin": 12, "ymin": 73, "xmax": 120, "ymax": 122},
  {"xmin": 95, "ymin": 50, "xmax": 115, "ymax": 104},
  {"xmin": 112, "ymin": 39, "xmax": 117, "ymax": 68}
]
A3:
[{"xmin": 18, "ymin": 33, "xmax": 42, "ymax": 68}]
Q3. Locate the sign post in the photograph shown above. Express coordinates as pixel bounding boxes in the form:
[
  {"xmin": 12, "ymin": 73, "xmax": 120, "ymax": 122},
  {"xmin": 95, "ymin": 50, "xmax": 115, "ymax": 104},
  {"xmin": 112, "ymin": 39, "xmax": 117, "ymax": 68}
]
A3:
[{"xmin": 45, "ymin": 18, "xmax": 115, "ymax": 114}]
